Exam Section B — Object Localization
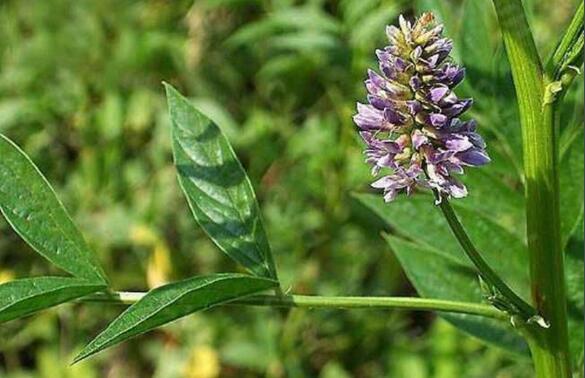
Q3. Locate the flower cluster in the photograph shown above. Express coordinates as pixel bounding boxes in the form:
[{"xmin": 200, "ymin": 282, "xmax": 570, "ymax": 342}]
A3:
[{"xmin": 354, "ymin": 12, "xmax": 490, "ymax": 203}]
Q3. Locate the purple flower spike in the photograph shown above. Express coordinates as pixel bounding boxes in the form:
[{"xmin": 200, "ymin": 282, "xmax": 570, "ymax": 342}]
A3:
[{"xmin": 353, "ymin": 12, "xmax": 490, "ymax": 203}]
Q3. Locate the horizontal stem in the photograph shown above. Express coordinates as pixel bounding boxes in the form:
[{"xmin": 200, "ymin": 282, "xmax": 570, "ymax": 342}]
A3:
[{"xmin": 79, "ymin": 292, "xmax": 507, "ymax": 320}]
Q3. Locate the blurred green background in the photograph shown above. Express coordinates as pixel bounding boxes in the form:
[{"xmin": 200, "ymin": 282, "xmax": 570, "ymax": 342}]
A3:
[{"xmin": 0, "ymin": 0, "xmax": 581, "ymax": 377}]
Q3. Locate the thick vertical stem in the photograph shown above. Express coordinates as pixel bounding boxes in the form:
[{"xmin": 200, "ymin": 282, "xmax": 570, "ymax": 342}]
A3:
[
  {"xmin": 492, "ymin": 0, "xmax": 571, "ymax": 376},
  {"xmin": 524, "ymin": 99, "xmax": 570, "ymax": 378}
]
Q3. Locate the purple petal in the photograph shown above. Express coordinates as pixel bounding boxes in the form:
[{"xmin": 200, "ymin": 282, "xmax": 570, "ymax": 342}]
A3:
[
  {"xmin": 429, "ymin": 113, "xmax": 448, "ymax": 128},
  {"xmin": 368, "ymin": 94, "xmax": 392, "ymax": 110},
  {"xmin": 429, "ymin": 85, "xmax": 450, "ymax": 103},
  {"xmin": 371, "ymin": 176, "xmax": 392, "ymax": 189},
  {"xmin": 456, "ymin": 149, "xmax": 491, "ymax": 166},
  {"xmin": 411, "ymin": 129, "xmax": 428, "ymax": 149},
  {"xmin": 444, "ymin": 135, "xmax": 473, "ymax": 152},
  {"xmin": 384, "ymin": 108, "xmax": 406, "ymax": 125},
  {"xmin": 444, "ymin": 99, "xmax": 473, "ymax": 117},
  {"xmin": 354, "ymin": 103, "xmax": 384, "ymax": 130}
]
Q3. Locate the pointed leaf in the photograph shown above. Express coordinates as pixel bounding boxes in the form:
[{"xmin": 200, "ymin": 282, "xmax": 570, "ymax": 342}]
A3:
[
  {"xmin": 355, "ymin": 192, "xmax": 531, "ymax": 354},
  {"xmin": 0, "ymin": 134, "xmax": 107, "ymax": 284},
  {"xmin": 355, "ymin": 193, "xmax": 530, "ymax": 298},
  {"xmin": 165, "ymin": 84, "xmax": 278, "ymax": 279},
  {"xmin": 74, "ymin": 274, "xmax": 277, "ymax": 362},
  {"xmin": 0, "ymin": 277, "xmax": 105, "ymax": 323},
  {"xmin": 384, "ymin": 235, "xmax": 528, "ymax": 354}
]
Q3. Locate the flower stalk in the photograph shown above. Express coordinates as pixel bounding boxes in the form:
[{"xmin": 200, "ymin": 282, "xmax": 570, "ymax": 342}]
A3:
[
  {"xmin": 78, "ymin": 291, "xmax": 507, "ymax": 320},
  {"xmin": 437, "ymin": 197, "xmax": 539, "ymax": 322}
]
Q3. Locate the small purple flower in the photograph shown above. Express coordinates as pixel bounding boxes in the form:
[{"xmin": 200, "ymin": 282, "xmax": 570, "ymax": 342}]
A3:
[{"xmin": 354, "ymin": 12, "xmax": 490, "ymax": 203}]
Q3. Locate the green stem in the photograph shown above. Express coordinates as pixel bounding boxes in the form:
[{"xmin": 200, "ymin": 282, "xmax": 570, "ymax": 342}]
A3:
[
  {"xmin": 437, "ymin": 198, "xmax": 537, "ymax": 320},
  {"xmin": 492, "ymin": 0, "xmax": 572, "ymax": 376},
  {"xmin": 546, "ymin": 2, "xmax": 584, "ymax": 80},
  {"xmin": 522, "ymin": 90, "xmax": 571, "ymax": 378},
  {"xmin": 79, "ymin": 292, "xmax": 507, "ymax": 320}
]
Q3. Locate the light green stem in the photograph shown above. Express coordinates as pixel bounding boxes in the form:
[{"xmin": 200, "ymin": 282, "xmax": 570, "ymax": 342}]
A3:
[
  {"xmin": 546, "ymin": 2, "xmax": 584, "ymax": 80},
  {"xmin": 79, "ymin": 292, "xmax": 507, "ymax": 320},
  {"xmin": 492, "ymin": 0, "xmax": 572, "ymax": 376}
]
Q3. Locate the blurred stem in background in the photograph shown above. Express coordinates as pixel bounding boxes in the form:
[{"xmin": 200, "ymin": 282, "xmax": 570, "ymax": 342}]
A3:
[{"xmin": 492, "ymin": 0, "xmax": 583, "ymax": 377}]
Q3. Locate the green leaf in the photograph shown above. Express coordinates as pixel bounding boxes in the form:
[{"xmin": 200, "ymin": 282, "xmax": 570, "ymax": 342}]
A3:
[
  {"xmin": 565, "ymin": 228, "xmax": 584, "ymax": 369},
  {"xmin": 460, "ymin": 170, "xmax": 525, "ymax": 239},
  {"xmin": 348, "ymin": 4, "xmax": 401, "ymax": 51},
  {"xmin": 566, "ymin": 238, "xmax": 584, "ymax": 370},
  {"xmin": 384, "ymin": 235, "xmax": 528, "ymax": 354},
  {"xmin": 0, "ymin": 277, "xmax": 105, "ymax": 323},
  {"xmin": 460, "ymin": 0, "xmax": 495, "ymax": 92},
  {"xmin": 74, "ymin": 274, "xmax": 277, "ymax": 362},
  {"xmin": 0, "ymin": 134, "xmax": 107, "ymax": 284},
  {"xmin": 415, "ymin": 0, "xmax": 461, "ymax": 62},
  {"xmin": 563, "ymin": 131, "xmax": 584, "ymax": 369},
  {"xmin": 560, "ymin": 128, "xmax": 584, "ymax": 248},
  {"xmin": 355, "ymin": 193, "xmax": 530, "ymax": 298},
  {"xmin": 165, "ymin": 84, "xmax": 278, "ymax": 280},
  {"xmin": 355, "ymin": 192, "xmax": 531, "ymax": 354}
]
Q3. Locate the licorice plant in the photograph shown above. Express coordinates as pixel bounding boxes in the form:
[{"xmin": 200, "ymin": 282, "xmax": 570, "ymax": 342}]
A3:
[{"xmin": 0, "ymin": 1, "xmax": 582, "ymax": 377}]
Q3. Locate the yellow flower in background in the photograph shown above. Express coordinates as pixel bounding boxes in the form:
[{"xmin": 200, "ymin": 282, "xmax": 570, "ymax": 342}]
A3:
[
  {"xmin": 182, "ymin": 345, "xmax": 220, "ymax": 378},
  {"xmin": 0, "ymin": 270, "xmax": 14, "ymax": 284}
]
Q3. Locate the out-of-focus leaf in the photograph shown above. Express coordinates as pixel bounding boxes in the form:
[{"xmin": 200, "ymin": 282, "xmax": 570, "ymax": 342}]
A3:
[
  {"xmin": 415, "ymin": 0, "xmax": 460, "ymax": 62},
  {"xmin": 165, "ymin": 84, "xmax": 278, "ymax": 279},
  {"xmin": 560, "ymin": 128, "xmax": 584, "ymax": 247},
  {"xmin": 269, "ymin": 8, "xmax": 340, "ymax": 33},
  {"xmin": 355, "ymin": 192, "xmax": 532, "ymax": 353},
  {"xmin": 268, "ymin": 32, "xmax": 340, "ymax": 53},
  {"xmin": 384, "ymin": 235, "xmax": 527, "ymax": 354},
  {"xmin": 562, "ymin": 129, "xmax": 585, "ymax": 369},
  {"xmin": 349, "ymin": 4, "xmax": 401, "ymax": 50},
  {"xmin": 355, "ymin": 193, "xmax": 529, "ymax": 298},
  {"xmin": 340, "ymin": 0, "xmax": 379, "ymax": 26},
  {"xmin": 461, "ymin": 0, "xmax": 495, "ymax": 93},
  {"xmin": 226, "ymin": 7, "xmax": 340, "ymax": 48},
  {"xmin": 0, "ymin": 134, "xmax": 108, "ymax": 284},
  {"xmin": 0, "ymin": 277, "xmax": 105, "ymax": 323},
  {"xmin": 74, "ymin": 274, "xmax": 277, "ymax": 362},
  {"xmin": 460, "ymin": 169, "xmax": 525, "ymax": 239},
  {"xmin": 565, "ymin": 225, "xmax": 584, "ymax": 370}
]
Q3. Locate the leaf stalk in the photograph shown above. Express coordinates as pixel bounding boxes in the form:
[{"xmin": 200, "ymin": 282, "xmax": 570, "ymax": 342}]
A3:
[{"xmin": 79, "ymin": 291, "xmax": 507, "ymax": 320}]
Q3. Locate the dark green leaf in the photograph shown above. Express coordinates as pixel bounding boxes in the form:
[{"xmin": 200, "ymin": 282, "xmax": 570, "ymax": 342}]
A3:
[
  {"xmin": 384, "ymin": 235, "xmax": 528, "ymax": 355},
  {"xmin": 566, "ymin": 230, "xmax": 584, "ymax": 369},
  {"xmin": 0, "ymin": 134, "xmax": 107, "ymax": 284},
  {"xmin": 355, "ymin": 193, "xmax": 530, "ymax": 299},
  {"xmin": 0, "ymin": 277, "xmax": 105, "ymax": 323},
  {"xmin": 415, "ymin": 0, "xmax": 461, "ymax": 62},
  {"xmin": 461, "ymin": 0, "xmax": 495, "ymax": 92},
  {"xmin": 165, "ymin": 84, "xmax": 278, "ymax": 279},
  {"xmin": 74, "ymin": 274, "xmax": 277, "ymax": 362},
  {"xmin": 355, "ymin": 192, "xmax": 532, "ymax": 353},
  {"xmin": 460, "ymin": 169, "xmax": 525, "ymax": 239},
  {"xmin": 560, "ymin": 128, "xmax": 584, "ymax": 247},
  {"xmin": 560, "ymin": 128, "xmax": 585, "ymax": 370}
]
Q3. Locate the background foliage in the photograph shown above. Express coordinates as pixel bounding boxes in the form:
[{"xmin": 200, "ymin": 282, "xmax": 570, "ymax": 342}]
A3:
[{"xmin": 0, "ymin": 0, "xmax": 582, "ymax": 377}]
